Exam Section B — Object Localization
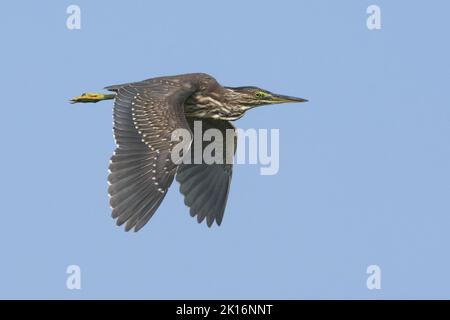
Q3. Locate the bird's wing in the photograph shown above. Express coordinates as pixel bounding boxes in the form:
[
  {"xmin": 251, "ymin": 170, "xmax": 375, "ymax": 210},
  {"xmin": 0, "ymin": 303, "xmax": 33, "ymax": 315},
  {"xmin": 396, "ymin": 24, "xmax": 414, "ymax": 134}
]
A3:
[
  {"xmin": 176, "ymin": 118, "xmax": 236, "ymax": 227},
  {"xmin": 107, "ymin": 79, "xmax": 198, "ymax": 231}
]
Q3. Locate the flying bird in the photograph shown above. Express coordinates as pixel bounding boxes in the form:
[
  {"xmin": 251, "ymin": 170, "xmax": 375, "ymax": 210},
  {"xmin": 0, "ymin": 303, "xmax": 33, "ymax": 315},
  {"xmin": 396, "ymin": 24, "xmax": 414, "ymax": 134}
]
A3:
[{"xmin": 71, "ymin": 73, "xmax": 307, "ymax": 231}]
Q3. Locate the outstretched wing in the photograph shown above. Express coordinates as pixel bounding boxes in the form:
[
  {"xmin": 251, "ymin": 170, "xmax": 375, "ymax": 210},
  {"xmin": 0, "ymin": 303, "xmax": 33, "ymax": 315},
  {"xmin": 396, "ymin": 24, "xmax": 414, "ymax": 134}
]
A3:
[
  {"xmin": 176, "ymin": 118, "xmax": 236, "ymax": 227},
  {"xmin": 107, "ymin": 78, "xmax": 198, "ymax": 231}
]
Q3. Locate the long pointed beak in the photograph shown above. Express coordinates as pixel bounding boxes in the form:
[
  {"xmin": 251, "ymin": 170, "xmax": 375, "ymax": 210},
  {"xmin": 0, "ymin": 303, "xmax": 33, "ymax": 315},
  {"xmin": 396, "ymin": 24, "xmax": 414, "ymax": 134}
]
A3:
[{"xmin": 271, "ymin": 94, "xmax": 308, "ymax": 103}]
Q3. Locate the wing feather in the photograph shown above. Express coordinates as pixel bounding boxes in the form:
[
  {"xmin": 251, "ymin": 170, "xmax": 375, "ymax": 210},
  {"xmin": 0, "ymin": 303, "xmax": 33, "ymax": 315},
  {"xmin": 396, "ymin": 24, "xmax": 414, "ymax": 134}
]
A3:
[
  {"xmin": 107, "ymin": 77, "xmax": 199, "ymax": 231},
  {"xmin": 176, "ymin": 118, "xmax": 236, "ymax": 227}
]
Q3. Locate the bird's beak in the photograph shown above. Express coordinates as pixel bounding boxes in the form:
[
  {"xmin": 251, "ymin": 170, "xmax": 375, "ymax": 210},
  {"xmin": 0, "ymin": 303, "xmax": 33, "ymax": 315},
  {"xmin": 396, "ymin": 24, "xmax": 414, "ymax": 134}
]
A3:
[{"xmin": 270, "ymin": 94, "xmax": 308, "ymax": 104}]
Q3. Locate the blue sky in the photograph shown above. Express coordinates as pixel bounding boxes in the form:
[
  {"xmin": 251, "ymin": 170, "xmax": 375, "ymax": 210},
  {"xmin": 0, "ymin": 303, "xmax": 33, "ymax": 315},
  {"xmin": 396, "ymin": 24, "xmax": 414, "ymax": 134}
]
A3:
[{"xmin": 0, "ymin": 1, "xmax": 449, "ymax": 299}]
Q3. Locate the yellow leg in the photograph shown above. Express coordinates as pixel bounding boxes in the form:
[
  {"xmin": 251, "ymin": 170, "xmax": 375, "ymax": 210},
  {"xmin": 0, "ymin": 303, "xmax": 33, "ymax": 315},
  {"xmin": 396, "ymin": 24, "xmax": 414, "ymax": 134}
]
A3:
[{"xmin": 70, "ymin": 92, "xmax": 115, "ymax": 104}]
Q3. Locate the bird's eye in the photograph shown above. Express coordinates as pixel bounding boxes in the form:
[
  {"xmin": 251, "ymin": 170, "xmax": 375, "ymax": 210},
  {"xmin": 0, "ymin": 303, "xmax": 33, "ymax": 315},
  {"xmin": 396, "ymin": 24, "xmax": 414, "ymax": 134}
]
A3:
[{"xmin": 255, "ymin": 91, "xmax": 266, "ymax": 99}]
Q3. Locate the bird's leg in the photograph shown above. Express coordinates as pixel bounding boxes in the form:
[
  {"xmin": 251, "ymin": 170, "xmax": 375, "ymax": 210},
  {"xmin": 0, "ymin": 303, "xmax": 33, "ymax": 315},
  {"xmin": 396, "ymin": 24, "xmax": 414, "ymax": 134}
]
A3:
[{"xmin": 70, "ymin": 92, "xmax": 116, "ymax": 104}]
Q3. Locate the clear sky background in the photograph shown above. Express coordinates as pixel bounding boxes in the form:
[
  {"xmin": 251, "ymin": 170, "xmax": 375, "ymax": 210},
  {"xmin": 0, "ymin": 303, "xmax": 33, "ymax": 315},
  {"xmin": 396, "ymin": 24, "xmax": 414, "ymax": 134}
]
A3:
[{"xmin": 0, "ymin": 1, "xmax": 449, "ymax": 299}]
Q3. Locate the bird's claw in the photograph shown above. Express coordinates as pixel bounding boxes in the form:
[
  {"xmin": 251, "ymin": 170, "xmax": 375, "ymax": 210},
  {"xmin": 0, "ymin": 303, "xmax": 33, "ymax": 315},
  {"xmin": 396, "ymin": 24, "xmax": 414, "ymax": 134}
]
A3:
[{"xmin": 70, "ymin": 92, "xmax": 105, "ymax": 104}]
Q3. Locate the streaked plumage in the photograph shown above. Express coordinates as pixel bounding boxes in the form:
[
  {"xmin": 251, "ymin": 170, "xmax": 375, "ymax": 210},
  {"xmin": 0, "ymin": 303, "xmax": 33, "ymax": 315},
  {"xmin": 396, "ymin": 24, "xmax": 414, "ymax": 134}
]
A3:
[{"xmin": 71, "ymin": 73, "xmax": 307, "ymax": 231}]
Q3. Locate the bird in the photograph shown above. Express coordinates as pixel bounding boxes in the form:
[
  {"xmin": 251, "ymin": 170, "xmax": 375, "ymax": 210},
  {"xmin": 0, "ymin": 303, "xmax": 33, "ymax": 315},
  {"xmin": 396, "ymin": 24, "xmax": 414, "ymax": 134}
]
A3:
[{"xmin": 70, "ymin": 73, "xmax": 307, "ymax": 231}]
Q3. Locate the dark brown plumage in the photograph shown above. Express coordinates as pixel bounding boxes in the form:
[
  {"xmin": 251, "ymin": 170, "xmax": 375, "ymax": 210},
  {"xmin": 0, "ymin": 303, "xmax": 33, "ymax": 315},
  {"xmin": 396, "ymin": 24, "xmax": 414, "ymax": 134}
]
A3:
[{"xmin": 71, "ymin": 73, "xmax": 307, "ymax": 231}]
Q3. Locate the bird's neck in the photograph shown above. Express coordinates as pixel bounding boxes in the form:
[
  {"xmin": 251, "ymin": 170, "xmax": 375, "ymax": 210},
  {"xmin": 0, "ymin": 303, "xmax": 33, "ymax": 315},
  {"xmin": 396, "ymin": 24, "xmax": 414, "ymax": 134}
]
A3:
[{"xmin": 184, "ymin": 90, "xmax": 250, "ymax": 121}]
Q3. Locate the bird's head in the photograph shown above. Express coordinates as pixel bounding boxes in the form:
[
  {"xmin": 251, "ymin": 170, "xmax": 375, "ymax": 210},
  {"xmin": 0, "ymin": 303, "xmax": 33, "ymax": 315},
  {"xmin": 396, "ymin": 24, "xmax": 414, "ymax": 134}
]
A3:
[{"xmin": 224, "ymin": 86, "xmax": 308, "ymax": 108}]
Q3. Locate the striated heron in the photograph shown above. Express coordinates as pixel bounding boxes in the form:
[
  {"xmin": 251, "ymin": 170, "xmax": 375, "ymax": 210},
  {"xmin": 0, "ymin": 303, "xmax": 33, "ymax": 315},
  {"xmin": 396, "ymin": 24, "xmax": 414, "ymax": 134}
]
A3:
[{"xmin": 71, "ymin": 73, "xmax": 307, "ymax": 231}]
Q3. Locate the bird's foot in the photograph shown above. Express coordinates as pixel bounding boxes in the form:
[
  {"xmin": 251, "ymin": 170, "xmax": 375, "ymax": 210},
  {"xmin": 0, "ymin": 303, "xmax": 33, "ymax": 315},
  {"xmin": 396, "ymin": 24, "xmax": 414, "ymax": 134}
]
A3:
[{"xmin": 70, "ymin": 92, "xmax": 109, "ymax": 104}]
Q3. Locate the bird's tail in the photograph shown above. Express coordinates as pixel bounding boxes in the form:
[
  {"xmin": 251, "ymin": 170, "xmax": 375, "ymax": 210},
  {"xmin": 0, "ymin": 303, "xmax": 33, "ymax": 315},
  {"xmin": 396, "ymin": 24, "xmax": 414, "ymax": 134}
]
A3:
[{"xmin": 70, "ymin": 92, "xmax": 116, "ymax": 104}]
